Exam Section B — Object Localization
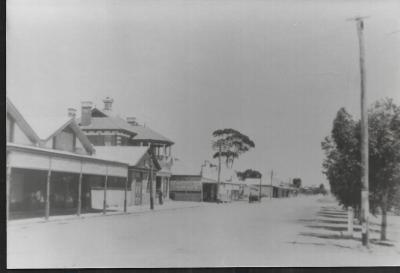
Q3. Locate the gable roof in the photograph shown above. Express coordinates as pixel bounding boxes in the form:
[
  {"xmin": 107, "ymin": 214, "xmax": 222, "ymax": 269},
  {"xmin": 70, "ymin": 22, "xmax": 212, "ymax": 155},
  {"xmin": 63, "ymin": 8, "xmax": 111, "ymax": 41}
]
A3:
[
  {"xmin": 24, "ymin": 116, "xmax": 95, "ymax": 154},
  {"xmin": 6, "ymin": 97, "xmax": 40, "ymax": 144},
  {"xmin": 25, "ymin": 116, "xmax": 72, "ymax": 141},
  {"xmin": 94, "ymin": 146, "xmax": 161, "ymax": 170}
]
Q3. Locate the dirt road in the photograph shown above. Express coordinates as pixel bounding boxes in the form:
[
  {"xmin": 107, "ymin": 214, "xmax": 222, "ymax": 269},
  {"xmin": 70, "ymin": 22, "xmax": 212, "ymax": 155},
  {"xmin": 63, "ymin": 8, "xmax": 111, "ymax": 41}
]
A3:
[{"xmin": 7, "ymin": 195, "xmax": 400, "ymax": 268}]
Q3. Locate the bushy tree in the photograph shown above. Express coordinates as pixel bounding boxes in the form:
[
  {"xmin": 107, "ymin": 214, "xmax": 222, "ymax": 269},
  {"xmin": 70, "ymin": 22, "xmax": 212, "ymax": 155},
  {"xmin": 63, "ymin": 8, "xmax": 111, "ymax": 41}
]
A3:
[
  {"xmin": 368, "ymin": 99, "xmax": 400, "ymax": 240},
  {"xmin": 292, "ymin": 178, "xmax": 302, "ymax": 188},
  {"xmin": 212, "ymin": 129, "xmax": 255, "ymax": 169},
  {"xmin": 237, "ymin": 169, "xmax": 262, "ymax": 180},
  {"xmin": 322, "ymin": 98, "xmax": 400, "ymax": 240},
  {"xmin": 318, "ymin": 184, "xmax": 328, "ymax": 195},
  {"xmin": 321, "ymin": 108, "xmax": 362, "ymax": 214}
]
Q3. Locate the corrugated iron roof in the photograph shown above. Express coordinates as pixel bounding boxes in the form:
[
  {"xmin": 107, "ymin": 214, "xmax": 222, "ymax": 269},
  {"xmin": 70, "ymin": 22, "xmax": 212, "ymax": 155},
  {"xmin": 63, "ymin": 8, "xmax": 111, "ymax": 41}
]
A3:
[
  {"xmin": 128, "ymin": 123, "xmax": 174, "ymax": 144},
  {"xmin": 79, "ymin": 115, "xmax": 174, "ymax": 144},
  {"xmin": 7, "ymin": 142, "xmax": 128, "ymax": 166},
  {"xmin": 94, "ymin": 146, "xmax": 149, "ymax": 167},
  {"xmin": 79, "ymin": 116, "xmax": 136, "ymax": 133}
]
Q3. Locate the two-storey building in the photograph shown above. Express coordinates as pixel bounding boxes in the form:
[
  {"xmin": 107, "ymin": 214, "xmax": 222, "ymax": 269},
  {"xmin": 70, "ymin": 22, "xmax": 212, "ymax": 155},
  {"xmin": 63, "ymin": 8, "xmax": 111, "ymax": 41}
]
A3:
[{"xmin": 77, "ymin": 97, "xmax": 174, "ymax": 206}]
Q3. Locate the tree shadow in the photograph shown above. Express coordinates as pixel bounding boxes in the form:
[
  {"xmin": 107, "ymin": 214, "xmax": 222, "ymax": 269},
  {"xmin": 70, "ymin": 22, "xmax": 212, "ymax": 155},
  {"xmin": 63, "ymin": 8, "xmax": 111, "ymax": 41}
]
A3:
[
  {"xmin": 320, "ymin": 207, "xmax": 346, "ymax": 213},
  {"xmin": 370, "ymin": 239, "xmax": 395, "ymax": 247},
  {"xmin": 319, "ymin": 210, "xmax": 347, "ymax": 215},
  {"xmin": 317, "ymin": 212, "xmax": 347, "ymax": 219},
  {"xmin": 299, "ymin": 231, "xmax": 357, "ymax": 241},
  {"xmin": 299, "ymin": 232, "xmax": 395, "ymax": 248},
  {"xmin": 316, "ymin": 219, "xmax": 348, "ymax": 225},
  {"xmin": 297, "ymin": 218, "xmax": 348, "ymax": 225},
  {"xmin": 306, "ymin": 224, "xmax": 380, "ymax": 233},
  {"xmin": 287, "ymin": 240, "xmax": 354, "ymax": 250}
]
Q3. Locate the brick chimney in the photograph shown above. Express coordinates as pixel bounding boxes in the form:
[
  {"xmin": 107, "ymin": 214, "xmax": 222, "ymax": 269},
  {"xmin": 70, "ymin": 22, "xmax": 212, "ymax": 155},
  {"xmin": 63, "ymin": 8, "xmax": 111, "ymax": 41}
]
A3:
[
  {"xmin": 67, "ymin": 108, "xmax": 77, "ymax": 119},
  {"xmin": 81, "ymin": 101, "xmax": 93, "ymax": 126},
  {"xmin": 103, "ymin": 97, "xmax": 114, "ymax": 112},
  {"xmin": 126, "ymin": 117, "xmax": 138, "ymax": 126}
]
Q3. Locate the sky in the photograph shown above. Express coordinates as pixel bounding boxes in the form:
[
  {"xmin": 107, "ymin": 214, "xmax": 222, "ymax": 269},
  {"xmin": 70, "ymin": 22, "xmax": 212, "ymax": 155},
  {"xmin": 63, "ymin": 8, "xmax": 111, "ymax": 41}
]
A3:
[{"xmin": 7, "ymin": 0, "xmax": 400, "ymax": 187}]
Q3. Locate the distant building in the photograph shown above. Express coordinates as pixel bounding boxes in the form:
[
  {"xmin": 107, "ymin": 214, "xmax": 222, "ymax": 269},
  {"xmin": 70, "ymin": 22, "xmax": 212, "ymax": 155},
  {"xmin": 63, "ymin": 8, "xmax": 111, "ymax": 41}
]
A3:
[
  {"xmin": 77, "ymin": 97, "xmax": 174, "ymax": 205},
  {"xmin": 244, "ymin": 177, "xmax": 297, "ymax": 199},
  {"xmin": 170, "ymin": 161, "xmax": 242, "ymax": 203},
  {"xmin": 169, "ymin": 174, "xmax": 217, "ymax": 202},
  {"xmin": 244, "ymin": 178, "xmax": 273, "ymax": 198}
]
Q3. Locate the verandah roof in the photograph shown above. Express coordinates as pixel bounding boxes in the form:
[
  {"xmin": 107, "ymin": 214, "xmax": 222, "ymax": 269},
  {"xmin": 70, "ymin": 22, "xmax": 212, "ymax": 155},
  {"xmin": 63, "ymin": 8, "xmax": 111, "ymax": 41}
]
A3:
[{"xmin": 7, "ymin": 143, "xmax": 128, "ymax": 177}]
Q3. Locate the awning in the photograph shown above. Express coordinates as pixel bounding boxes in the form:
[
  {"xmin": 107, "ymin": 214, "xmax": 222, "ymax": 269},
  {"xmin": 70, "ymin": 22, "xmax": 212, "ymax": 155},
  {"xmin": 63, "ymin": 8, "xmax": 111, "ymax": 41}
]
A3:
[{"xmin": 7, "ymin": 143, "xmax": 128, "ymax": 178}]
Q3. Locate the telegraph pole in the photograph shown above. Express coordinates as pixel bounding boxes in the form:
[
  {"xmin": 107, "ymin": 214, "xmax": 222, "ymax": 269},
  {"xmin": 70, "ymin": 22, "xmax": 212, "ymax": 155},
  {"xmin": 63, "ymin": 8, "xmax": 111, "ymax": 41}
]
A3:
[
  {"xmin": 349, "ymin": 16, "xmax": 370, "ymax": 246},
  {"xmin": 259, "ymin": 175, "xmax": 262, "ymax": 202},
  {"xmin": 270, "ymin": 170, "xmax": 273, "ymax": 199},
  {"xmin": 217, "ymin": 144, "xmax": 222, "ymax": 203}
]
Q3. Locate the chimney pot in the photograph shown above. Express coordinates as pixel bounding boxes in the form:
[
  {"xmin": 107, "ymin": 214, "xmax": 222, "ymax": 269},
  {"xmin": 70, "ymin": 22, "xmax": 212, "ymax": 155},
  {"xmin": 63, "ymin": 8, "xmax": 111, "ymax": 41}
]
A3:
[
  {"xmin": 81, "ymin": 101, "xmax": 93, "ymax": 126},
  {"xmin": 68, "ymin": 108, "xmax": 77, "ymax": 119},
  {"xmin": 103, "ymin": 97, "xmax": 114, "ymax": 111},
  {"xmin": 81, "ymin": 101, "xmax": 93, "ymax": 108},
  {"xmin": 126, "ymin": 116, "xmax": 138, "ymax": 126}
]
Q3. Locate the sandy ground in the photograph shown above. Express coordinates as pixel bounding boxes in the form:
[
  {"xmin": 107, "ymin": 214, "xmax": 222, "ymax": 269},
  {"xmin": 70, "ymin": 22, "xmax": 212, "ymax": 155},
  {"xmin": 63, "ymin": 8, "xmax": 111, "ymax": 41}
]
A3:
[{"xmin": 7, "ymin": 195, "xmax": 400, "ymax": 268}]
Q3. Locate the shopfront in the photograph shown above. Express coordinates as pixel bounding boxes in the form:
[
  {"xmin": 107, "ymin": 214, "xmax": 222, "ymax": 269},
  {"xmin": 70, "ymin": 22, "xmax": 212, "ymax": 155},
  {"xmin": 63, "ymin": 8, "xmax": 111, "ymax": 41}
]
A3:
[{"xmin": 7, "ymin": 143, "xmax": 128, "ymax": 220}]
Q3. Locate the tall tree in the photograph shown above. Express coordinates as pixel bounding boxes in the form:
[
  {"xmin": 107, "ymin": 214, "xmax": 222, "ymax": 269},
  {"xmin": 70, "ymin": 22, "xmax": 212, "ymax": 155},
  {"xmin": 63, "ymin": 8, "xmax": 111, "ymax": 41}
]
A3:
[
  {"xmin": 322, "ymin": 99, "xmax": 400, "ymax": 240},
  {"xmin": 212, "ymin": 129, "xmax": 255, "ymax": 169},
  {"xmin": 321, "ymin": 108, "xmax": 362, "ymax": 214},
  {"xmin": 368, "ymin": 99, "xmax": 400, "ymax": 240},
  {"xmin": 212, "ymin": 129, "xmax": 255, "ymax": 202}
]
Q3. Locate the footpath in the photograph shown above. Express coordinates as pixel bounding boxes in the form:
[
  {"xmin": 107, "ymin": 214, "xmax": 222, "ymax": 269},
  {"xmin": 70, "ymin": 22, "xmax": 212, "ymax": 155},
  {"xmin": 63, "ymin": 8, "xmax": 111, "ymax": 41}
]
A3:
[{"xmin": 7, "ymin": 200, "xmax": 213, "ymax": 227}]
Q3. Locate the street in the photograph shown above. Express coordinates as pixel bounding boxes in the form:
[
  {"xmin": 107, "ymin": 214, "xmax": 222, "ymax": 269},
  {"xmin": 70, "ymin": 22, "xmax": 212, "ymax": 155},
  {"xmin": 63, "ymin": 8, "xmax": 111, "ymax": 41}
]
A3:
[{"xmin": 7, "ymin": 195, "xmax": 400, "ymax": 268}]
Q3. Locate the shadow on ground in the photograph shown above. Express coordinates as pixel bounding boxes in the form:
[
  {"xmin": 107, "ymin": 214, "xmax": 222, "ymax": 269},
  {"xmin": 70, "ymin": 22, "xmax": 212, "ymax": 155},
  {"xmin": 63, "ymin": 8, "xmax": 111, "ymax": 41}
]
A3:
[
  {"xmin": 306, "ymin": 224, "xmax": 380, "ymax": 233},
  {"xmin": 294, "ymin": 200, "xmax": 395, "ymax": 250}
]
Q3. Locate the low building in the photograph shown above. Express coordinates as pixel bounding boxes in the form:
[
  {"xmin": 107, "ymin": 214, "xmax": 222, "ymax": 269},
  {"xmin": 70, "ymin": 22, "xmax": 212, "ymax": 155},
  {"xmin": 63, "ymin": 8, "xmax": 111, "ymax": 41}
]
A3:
[
  {"xmin": 170, "ymin": 162, "xmax": 242, "ymax": 203},
  {"xmin": 244, "ymin": 178, "xmax": 273, "ymax": 198},
  {"xmin": 6, "ymin": 98, "xmax": 129, "ymax": 220},
  {"xmin": 169, "ymin": 175, "xmax": 216, "ymax": 202},
  {"xmin": 273, "ymin": 182, "xmax": 297, "ymax": 198},
  {"xmin": 243, "ymin": 177, "xmax": 298, "ymax": 199}
]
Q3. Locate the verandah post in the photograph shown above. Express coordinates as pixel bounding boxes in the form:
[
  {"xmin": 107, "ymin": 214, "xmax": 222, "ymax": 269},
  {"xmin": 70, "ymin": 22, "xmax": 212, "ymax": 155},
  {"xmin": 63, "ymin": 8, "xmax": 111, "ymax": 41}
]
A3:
[
  {"xmin": 103, "ymin": 166, "xmax": 108, "ymax": 215},
  {"xmin": 77, "ymin": 161, "xmax": 83, "ymax": 216},
  {"xmin": 45, "ymin": 158, "xmax": 52, "ymax": 220},
  {"xmin": 6, "ymin": 152, "xmax": 12, "ymax": 222},
  {"xmin": 124, "ymin": 172, "xmax": 128, "ymax": 213}
]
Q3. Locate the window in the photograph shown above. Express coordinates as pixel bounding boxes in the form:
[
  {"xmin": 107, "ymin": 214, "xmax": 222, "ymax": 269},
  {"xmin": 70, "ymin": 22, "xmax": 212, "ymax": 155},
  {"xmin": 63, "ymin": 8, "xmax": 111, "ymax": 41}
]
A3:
[{"xmin": 105, "ymin": 135, "xmax": 112, "ymax": 146}]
